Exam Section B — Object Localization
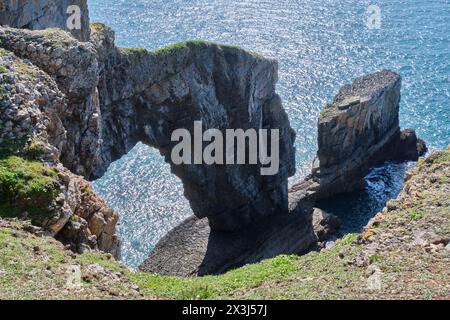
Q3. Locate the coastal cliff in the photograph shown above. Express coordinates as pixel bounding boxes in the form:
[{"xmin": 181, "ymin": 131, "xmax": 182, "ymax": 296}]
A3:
[
  {"xmin": 0, "ymin": 0, "xmax": 90, "ymax": 41},
  {"xmin": 1, "ymin": 24, "xmax": 296, "ymax": 232},
  {"xmin": 1, "ymin": 148, "xmax": 448, "ymax": 299},
  {"xmin": 0, "ymin": 1, "xmax": 430, "ymax": 280},
  {"xmin": 0, "ymin": 20, "xmax": 297, "ymax": 255}
]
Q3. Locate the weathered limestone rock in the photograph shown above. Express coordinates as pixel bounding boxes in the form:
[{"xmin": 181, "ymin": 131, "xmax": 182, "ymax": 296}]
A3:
[
  {"xmin": 89, "ymin": 27, "xmax": 296, "ymax": 231},
  {"xmin": 1, "ymin": 3, "xmax": 427, "ymax": 275},
  {"xmin": 289, "ymin": 70, "xmax": 427, "ymax": 205},
  {"xmin": 140, "ymin": 202, "xmax": 344, "ymax": 277},
  {"xmin": 139, "ymin": 203, "xmax": 316, "ymax": 276},
  {"xmin": 1, "ymin": 24, "xmax": 296, "ymax": 232},
  {"xmin": 55, "ymin": 175, "xmax": 120, "ymax": 258},
  {"xmin": 312, "ymin": 208, "xmax": 341, "ymax": 243},
  {"xmin": 0, "ymin": 0, "xmax": 90, "ymax": 41}
]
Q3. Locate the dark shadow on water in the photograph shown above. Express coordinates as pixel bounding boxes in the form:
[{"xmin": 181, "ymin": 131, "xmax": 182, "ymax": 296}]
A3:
[{"xmin": 317, "ymin": 161, "xmax": 413, "ymax": 235}]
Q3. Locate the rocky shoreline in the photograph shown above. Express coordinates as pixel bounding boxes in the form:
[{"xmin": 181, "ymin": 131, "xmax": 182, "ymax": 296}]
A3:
[{"xmin": 0, "ymin": 1, "xmax": 428, "ymax": 278}]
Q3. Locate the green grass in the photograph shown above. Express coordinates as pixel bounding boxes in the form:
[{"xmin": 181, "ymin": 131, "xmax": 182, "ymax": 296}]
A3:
[
  {"xmin": 125, "ymin": 254, "xmax": 300, "ymax": 299},
  {"xmin": 0, "ymin": 155, "xmax": 57, "ymax": 196},
  {"xmin": 90, "ymin": 23, "xmax": 109, "ymax": 32},
  {"xmin": 409, "ymin": 208, "xmax": 429, "ymax": 221},
  {"xmin": 423, "ymin": 150, "xmax": 450, "ymax": 166},
  {"xmin": 126, "ymin": 234, "xmax": 359, "ymax": 300},
  {"xmin": 0, "ymin": 150, "xmax": 448, "ymax": 299},
  {"xmin": 369, "ymin": 254, "xmax": 383, "ymax": 264},
  {"xmin": 0, "ymin": 155, "xmax": 58, "ymax": 220},
  {"xmin": 0, "ymin": 64, "xmax": 7, "ymax": 74},
  {"xmin": 23, "ymin": 140, "xmax": 46, "ymax": 158},
  {"xmin": 319, "ymin": 103, "xmax": 337, "ymax": 118},
  {"xmin": 152, "ymin": 40, "xmax": 207, "ymax": 55},
  {"xmin": 41, "ymin": 28, "xmax": 76, "ymax": 48},
  {"xmin": 121, "ymin": 47, "xmax": 149, "ymax": 54}
]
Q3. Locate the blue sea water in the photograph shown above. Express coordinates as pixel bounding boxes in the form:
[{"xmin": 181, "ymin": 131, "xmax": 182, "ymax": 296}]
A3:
[{"xmin": 89, "ymin": 0, "xmax": 450, "ymax": 267}]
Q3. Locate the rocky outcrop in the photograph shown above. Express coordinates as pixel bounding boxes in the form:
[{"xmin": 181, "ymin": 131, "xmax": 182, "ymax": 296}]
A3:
[
  {"xmin": 139, "ymin": 202, "xmax": 342, "ymax": 276},
  {"xmin": 1, "ymin": 149, "xmax": 448, "ymax": 300},
  {"xmin": 55, "ymin": 175, "xmax": 120, "ymax": 258},
  {"xmin": 91, "ymin": 28, "xmax": 296, "ymax": 231},
  {"xmin": 311, "ymin": 70, "xmax": 426, "ymax": 198},
  {"xmin": 0, "ymin": 0, "xmax": 90, "ymax": 41},
  {"xmin": 140, "ymin": 204, "xmax": 315, "ymax": 276},
  {"xmin": 1, "ymin": 22, "xmax": 296, "ymax": 256},
  {"xmin": 312, "ymin": 208, "xmax": 341, "ymax": 244},
  {"xmin": 289, "ymin": 71, "xmax": 427, "ymax": 207},
  {"xmin": 0, "ymin": 28, "xmax": 119, "ymax": 257}
]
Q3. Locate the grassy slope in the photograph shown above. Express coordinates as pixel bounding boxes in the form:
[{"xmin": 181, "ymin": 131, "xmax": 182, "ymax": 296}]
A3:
[
  {"xmin": 0, "ymin": 141, "xmax": 59, "ymax": 221},
  {"xmin": 0, "ymin": 150, "xmax": 449, "ymax": 300}
]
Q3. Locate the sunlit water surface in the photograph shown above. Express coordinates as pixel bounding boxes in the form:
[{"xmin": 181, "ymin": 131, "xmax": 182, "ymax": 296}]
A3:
[{"xmin": 89, "ymin": 0, "xmax": 450, "ymax": 267}]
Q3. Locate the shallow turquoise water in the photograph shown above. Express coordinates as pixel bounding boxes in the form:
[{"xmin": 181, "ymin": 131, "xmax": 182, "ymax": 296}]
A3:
[{"xmin": 89, "ymin": 0, "xmax": 450, "ymax": 267}]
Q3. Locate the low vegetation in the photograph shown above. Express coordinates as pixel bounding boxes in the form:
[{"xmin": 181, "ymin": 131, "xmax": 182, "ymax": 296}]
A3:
[
  {"xmin": 319, "ymin": 103, "xmax": 338, "ymax": 118},
  {"xmin": 120, "ymin": 40, "xmax": 264, "ymax": 60},
  {"xmin": 41, "ymin": 28, "xmax": 77, "ymax": 48},
  {"xmin": 0, "ymin": 139, "xmax": 59, "ymax": 223}
]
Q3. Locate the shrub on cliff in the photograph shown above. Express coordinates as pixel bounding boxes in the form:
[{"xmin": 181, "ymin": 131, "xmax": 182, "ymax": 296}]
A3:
[{"xmin": 0, "ymin": 154, "xmax": 59, "ymax": 222}]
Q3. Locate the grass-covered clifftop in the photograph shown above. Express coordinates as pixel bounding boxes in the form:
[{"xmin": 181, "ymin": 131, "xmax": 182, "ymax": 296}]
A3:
[{"xmin": 1, "ymin": 149, "xmax": 449, "ymax": 300}]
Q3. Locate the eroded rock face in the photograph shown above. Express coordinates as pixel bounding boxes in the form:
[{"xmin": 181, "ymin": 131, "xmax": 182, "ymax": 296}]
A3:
[
  {"xmin": 142, "ymin": 70, "xmax": 427, "ymax": 276},
  {"xmin": 315, "ymin": 70, "xmax": 403, "ymax": 196},
  {"xmin": 139, "ymin": 204, "xmax": 316, "ymax": 276},
  {"xmin": 1, "ymin": 17, "xmax": 427, "ymax": 274},
  {"xmin": 0, "ymin": 0, "xmax": 90, "ymax": 41}
]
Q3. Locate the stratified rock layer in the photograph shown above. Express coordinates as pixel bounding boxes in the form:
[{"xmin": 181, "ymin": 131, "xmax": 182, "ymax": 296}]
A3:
[
  {"xmin": 311, "ymin": 70, "xmax": 426, "ymax": 198},
  {"xmin": 0, "ymin": 10, "xmax": 427, "ymax": 275},
  {"xmin": 140, "ymin": 205, "xmax": 316, "ymax": 276},
  {"xmin": 0, "ymin": 45, "xmax": 119, "ymax": 257},
  {"xmin": 91, "ymin": 28, "xmax": 296, "ymax": 231}
]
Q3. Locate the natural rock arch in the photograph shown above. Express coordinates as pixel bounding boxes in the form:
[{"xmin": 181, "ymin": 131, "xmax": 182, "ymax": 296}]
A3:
[
  {"xmin": 0, "ymin": 25, "xmax": 296, "ymax": 231},
  {"xmin": 92, "ymin": 36, "xmax": 297, "ymax": 231}
]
